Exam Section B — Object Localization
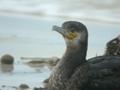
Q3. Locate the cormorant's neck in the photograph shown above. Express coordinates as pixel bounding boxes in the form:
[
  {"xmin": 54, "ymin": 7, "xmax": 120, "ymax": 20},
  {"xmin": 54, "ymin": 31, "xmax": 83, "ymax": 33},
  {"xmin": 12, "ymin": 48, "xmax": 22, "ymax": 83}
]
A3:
[
  {"xmin": 63, "ymin": 29, "xmax": 88, "ymax": 66},
  {"xmin": 57, "ymin": 38, "xmax": 88, "ymax": 78},
  {"xmin": 65, "ymin": 40, "xmax": 88, "ymax": 64}
]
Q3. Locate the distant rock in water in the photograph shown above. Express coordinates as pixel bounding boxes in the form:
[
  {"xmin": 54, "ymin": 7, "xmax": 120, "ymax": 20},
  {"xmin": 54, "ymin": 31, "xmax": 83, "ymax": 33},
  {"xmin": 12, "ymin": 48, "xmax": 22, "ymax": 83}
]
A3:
[
  {"xmin": 0, "ymin": 54, "xmax": 14, "ymax": 64},
  {"xmin": 104, "ymin": 35, "xmax": 120, "ymax": 56},
  {"xmin": 33, "ymin": 87, "xmax": 47, "ymax": 90},
  {"xmin": 18, "ymin": 84, "xmax": 29, "ymax": 90},
  {"xmin": 25, "ymin": 57, "xmax": 59, "ymax": 67}
]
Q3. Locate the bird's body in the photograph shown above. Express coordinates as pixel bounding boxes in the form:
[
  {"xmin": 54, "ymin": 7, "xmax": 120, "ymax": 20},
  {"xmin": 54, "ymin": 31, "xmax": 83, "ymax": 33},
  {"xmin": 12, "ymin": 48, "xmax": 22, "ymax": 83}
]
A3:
[
  {"xmin": 48, "ymin": 56, "xmax": 120, "ymax": 90},
  {"xmin": 67, "ymin": 56, "xmax": 120, "ymax": 90},
  {"xmin": 47, "ymin": 21, "xmax": 120, "ymax": 90}
]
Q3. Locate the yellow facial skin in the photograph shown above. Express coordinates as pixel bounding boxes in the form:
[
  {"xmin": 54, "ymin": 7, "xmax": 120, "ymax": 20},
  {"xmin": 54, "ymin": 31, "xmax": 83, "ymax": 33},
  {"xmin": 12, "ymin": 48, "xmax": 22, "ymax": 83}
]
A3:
[{"xmin": 65, "ymin": 32, "xmax": 77, "ymax": 40}]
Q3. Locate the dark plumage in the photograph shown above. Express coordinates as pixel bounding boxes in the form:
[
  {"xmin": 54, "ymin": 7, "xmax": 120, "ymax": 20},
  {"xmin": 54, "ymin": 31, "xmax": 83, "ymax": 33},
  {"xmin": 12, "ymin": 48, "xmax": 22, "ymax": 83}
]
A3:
[
  {"xmin": 105, "ymin": 35, "xmax": 120, "ymax": 56},
  {"xmin": 46, "ymin": 21, "xmax": 120, "ymax": 90}
]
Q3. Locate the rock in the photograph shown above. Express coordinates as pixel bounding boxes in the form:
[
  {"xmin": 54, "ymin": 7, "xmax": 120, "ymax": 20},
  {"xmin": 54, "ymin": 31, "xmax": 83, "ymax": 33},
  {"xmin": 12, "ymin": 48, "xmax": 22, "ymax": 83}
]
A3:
[
  {"xmin": 43, "ymin": 78, "xmax": 50, "ymax": 88},
  {"xmin": 0, "ymin": 54, "xmax": 14, "ymax": 64},
  {"xmin": 26, "ymin": 57, "xmax": 60, "ymax": 67},
  {"xmin": 1, "ymin": 85, "xmax": 6, "ymax": 88},
  {"xmin": 18, "ymin": 84, "xmax": 29, "ymax": 90},
  {"xmin": 33, "ymin": 87, "xmax": 47, "ymax": 90}
]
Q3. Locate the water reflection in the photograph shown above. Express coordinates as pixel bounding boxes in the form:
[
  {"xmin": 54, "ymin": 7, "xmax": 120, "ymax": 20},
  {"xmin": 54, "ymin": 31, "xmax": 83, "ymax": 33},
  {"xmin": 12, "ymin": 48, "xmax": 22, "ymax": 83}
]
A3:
[{"xmin": 0, "ymin": 64, "xmax": 14, "ymax": 73}]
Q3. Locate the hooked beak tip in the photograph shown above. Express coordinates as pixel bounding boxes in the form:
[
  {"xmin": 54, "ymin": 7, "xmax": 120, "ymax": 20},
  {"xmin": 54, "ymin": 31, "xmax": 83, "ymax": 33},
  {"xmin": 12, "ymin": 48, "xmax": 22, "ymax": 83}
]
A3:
[
  {"xmin": 52, "ymin": 25, "xmax": 64, "ymax": 35},
  {"xmin": 52, "ymin": 25, "xmax": 60, "ymax": 31}
]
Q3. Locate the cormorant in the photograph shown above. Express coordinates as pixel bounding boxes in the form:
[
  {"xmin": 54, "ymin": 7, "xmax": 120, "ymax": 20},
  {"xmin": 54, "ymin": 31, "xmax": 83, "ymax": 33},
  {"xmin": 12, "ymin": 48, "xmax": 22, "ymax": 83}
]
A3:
[
  {"xmin": 105, "ymin": 35, "xmax": 120, "ymax": 56},
  {"xmin": 47, "ymin": 21, "xmax": 120, "ymax": 90}
]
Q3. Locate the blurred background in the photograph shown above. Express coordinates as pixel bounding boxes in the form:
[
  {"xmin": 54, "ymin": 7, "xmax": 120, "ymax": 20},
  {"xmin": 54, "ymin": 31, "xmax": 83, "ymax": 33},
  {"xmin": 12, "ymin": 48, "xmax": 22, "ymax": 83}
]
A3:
[
  {"xmin": 0, "ymin": 0, "xmax": 119, "ymax": 59},
  {"xmin": 0, "ymin": 0, "xmax": 120, "ymax": 23},
  {"xmin": 0, "ymin": 0, "xmax": 120, "ymax": 90}
]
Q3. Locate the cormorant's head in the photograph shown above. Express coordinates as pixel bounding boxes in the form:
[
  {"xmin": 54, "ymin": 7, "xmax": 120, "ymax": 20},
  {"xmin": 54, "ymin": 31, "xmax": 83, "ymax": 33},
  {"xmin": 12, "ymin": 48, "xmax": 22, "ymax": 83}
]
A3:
[
  {"xmin": 105, "ymin": 35, "xmax": 120, "ymax": 56},
  {"xmin": 107, "ymin": 35, "xmax": 120, "ymax": 47},
  {"xmin": 53, "ymin": 21, "xmax": 88, "ymax": 47}
]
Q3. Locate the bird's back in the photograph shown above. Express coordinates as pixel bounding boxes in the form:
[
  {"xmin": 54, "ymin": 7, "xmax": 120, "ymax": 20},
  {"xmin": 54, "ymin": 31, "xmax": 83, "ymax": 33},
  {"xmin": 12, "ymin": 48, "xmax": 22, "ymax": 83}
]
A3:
[{"xmin": 66, "ymin": 56, "xmax": 120, "ymax": 90}]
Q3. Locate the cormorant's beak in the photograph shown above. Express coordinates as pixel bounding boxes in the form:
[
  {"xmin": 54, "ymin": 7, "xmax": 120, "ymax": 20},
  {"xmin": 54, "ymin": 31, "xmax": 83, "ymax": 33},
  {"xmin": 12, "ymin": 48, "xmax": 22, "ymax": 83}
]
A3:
[{"xmin": 52, "ymin": 25, "xmax": 65, "ymax": 36}]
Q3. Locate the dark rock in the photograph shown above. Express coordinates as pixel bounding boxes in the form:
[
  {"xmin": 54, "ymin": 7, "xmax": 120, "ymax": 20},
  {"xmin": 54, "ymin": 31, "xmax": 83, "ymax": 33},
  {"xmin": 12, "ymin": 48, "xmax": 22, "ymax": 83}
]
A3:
[
  {"xmin": 0, "ymin": 54, "xmax": 14, "ymax": 64},
  {"xmin": 43, "ymin": 78, "xmax": 49, "ymax": 88},
  {"xmin": 33, "ymin": 87, "xmax": 47, "ymax": 90},
  {"xmin": 2, "ymin": 85, "xmax": 6, "ymax": 88},
  {"xmin": 26, "ymin": 57, "xmax": 60, "ymax": 67},
  {"xmin": 18, "ymin": 84, "xmax": 29, "ymax": 89}
]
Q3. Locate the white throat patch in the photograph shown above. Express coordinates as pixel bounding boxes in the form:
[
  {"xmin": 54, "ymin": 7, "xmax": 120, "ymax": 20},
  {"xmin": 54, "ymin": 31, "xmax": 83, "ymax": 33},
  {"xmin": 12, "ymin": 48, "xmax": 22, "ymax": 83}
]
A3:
[{"xmin": 65, "ymin": 33, "xmax": 81, "ymax": 46}]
